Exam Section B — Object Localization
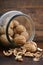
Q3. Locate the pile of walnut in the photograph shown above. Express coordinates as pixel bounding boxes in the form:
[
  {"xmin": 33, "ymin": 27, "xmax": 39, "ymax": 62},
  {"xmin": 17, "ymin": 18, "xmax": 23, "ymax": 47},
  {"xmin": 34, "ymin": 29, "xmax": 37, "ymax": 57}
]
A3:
[
  {"xmin": 3, "ymin": 41, "xmax": 43, "ymax": 62},
  {"xmin": 0, "ymin": 20, "xmax": 43, "ymax": 62},
  {"xmin": 0, "ymin": 20, "xmax": 29, "ymax": 46}
]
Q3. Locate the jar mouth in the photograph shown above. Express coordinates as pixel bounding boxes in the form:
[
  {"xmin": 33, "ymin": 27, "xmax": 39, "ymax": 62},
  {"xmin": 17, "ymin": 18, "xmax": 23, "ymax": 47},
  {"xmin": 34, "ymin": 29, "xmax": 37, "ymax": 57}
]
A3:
[{"xmin": 6, "ymin": 14, "xmax": 35, "ymax": 47}]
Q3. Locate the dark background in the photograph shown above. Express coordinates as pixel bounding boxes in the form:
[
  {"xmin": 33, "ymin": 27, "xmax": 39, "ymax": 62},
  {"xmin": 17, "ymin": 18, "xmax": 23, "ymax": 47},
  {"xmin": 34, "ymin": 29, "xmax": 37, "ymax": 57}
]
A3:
[{"xmin": 0, "ymin": 0, "xmax": 43, "ymax": 65}]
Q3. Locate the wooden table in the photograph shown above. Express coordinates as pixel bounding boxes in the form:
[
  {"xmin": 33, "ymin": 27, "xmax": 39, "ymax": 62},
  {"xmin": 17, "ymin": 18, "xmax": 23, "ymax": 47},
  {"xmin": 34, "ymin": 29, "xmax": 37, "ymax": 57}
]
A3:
[{"xmin": 0, "ymin": 0, "xmax": 43, "ymax": 65}]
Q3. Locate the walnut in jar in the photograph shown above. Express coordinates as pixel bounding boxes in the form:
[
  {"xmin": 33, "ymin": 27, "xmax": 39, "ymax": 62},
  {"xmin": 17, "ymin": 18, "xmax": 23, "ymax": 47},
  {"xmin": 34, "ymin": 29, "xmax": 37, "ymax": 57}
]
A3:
[
  {"xmin": 10, "ymin": 20, "xmax": 19, "ymax": 29},
  {"xmin": 14, "ymin": 34, "xmax": 20, "ymax": 38},
  {"xmin": 13, "ymin": 35, "xmax": 26, "ymax": 46},
  {"xmin": 0, "ymin": 34, "xmax": 9, "ymax": 45},
  {"xmin": 13, "ymin": 28, "xmax": 17, "ymax": 34},
  {"xmin": 9, "ymin": 21, "xmax": 15, "ymax": 29},
  {"xmin": 21, "ymin": 31, "xmax": 29, "ymax": 40},
  {"xmin": 16, "ymin": 25, "xmax": 26, "ymax": 34},
  {"xmin": 8, "ymin": 27, "xmax": 14, "ymax": 37}
]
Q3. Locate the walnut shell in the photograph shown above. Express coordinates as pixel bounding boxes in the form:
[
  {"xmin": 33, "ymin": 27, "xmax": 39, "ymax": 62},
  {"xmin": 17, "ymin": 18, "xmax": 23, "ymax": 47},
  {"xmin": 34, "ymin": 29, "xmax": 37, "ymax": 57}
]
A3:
[
  {"xmin": 33, "ymin": 52, "xmax": 42, "ymax": 58},
  {"xmin": 3, "ymin": 50, "xmax": 12, "ymax": 56},
  {"xmin": 21, "ymin": 31, "xmax": 29, "ymax": 40},
  {"xmin": 24, "ymin": 52, "xmax": 34, "ymax": 57},
  {"xmin": 14, "ymin": 34, "xmax": 20, "ymax": 38},
  {"xmin": 23, "ymin": 41, "xmax": 37, "ymax": 52},
  {"xmin": 0, "ymin": 34, "xmax": 9, "ymax": 45},
  {"xmin": 13, "ymin": 28, "xmax": 17, "ymax": 34},
  {"xmin": 13, "ymin": 35, "xmax": 26, "ymax": 46},
  {"xmin": 15, "ymin": 55, "xmax": 23, "ymax": 62},
  {"xmin": 13, "ymin": 49, "xmax": 18, "ymax": 56},
  {"xmin": 9, "ymin": 21, "xmax": 15, "ymax": 29},
  {"xmin": 16, "ymin": 25, "xmax": 26, "ymax": 33},
  {"xmin": 37, "ymin": 48, "xmax": 43, "ymax": 52},
  {"xmin": 10, "ymin": 20, "xmax": 19, "ymax": 29},
  {"xmin": 8, "ymin": 27, "xmax": 14, "ymax": 37}
]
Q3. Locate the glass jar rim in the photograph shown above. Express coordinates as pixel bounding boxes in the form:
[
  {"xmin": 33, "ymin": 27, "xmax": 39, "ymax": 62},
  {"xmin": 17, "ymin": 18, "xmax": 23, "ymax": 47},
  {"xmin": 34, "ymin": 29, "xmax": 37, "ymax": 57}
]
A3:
[{"xmin": 6, "ymin": 13, "xmax": 35, "ymax": 47}]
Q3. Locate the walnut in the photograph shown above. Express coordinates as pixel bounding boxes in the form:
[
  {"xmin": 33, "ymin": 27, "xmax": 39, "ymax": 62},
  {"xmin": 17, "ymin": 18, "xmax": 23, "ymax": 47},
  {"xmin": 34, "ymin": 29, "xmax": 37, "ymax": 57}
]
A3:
[
  {"xmin": 15, "ymin": 55, "xmax": 23, "ymax": 62},
  {"xmin": 10, "ymin": 20, "xmax": 19, "ymax": 29},
  {"xmin": 13, "ymin": 35, "xmax": 26, "ymax": 46},
  {"xmin": 13, "ymin": 20, "xmax": 19, "ymax": 27},
  {"xmin": 21, "ymin": 31, "xmax": 29, "ymax": 40},
  {"xmin": 33, "ymin": 52, "xmax": 42, "ymax": 58},
  {"xmin": 13, "ymin": 49, "xmax": 18, "ymax": 56},
  {"xmin": 37, "ymin": 48, "xmax": 43, "ymax": 52},
  {"xmin": 24, "ymin": 52, "xmax": 34, "ymax": 57},
  {"xmin": 22, "ymin": 48, "xmax": 26, "ymax": 55},
  {"xmin": 13, "ymin": 28, "xmax": 17, "ymax": 34},
  {"xmin": 3, "ymin": 50, "xmax": 12, "ymax": 56},
  {"xmin": 23, "ymin": 41, "xmax": 37, "ymax": 52},
  {"xmin": 9, "ymin": 21, "xmax": 15, "ymax": 29},
  {"xmin": 15, "ymin": 52, "xmax": 23, "ymax": 62},
  {"xmin": 14, "ymin": 34, "xmax": 19, "ymax": 38},
  {"xmin": 16, "ymin": 25, "xmax": 26, "ymax": 34},
  {"xmin": 8, "ymin": 27, "xmax": 14, "ymax": 37},
  {"xmin": 0, "ymin": 34, "xmax": 9, "ymax": 45},
  {"xmin": 13, "ymin": 48, "xmax": 22, "ymax": 56}
]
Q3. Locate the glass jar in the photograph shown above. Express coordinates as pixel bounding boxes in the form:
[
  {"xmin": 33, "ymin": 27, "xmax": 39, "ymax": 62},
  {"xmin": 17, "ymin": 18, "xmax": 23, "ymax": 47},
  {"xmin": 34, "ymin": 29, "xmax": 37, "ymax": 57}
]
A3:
[{"xmin": 0, "ymin": 11, "xmax": 35, "ymax": 48}]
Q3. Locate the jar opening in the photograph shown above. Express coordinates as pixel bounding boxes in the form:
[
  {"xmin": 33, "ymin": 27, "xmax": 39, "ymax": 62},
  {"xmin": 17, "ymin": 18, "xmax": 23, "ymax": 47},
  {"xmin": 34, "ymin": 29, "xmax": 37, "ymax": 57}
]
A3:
[{"xmin": 6, "ymin": 14, "xmax": 35, "ymax": 47}]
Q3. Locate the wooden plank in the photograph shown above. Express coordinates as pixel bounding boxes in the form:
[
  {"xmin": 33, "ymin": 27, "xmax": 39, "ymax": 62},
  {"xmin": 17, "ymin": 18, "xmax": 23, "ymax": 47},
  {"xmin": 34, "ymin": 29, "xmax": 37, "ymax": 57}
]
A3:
[
  {"xmin": 0, "ymin": 0, "xmax": 43, "ymax": 8},
  {"xmin": 0, "ymin": 0, "xmax": 43, "ymax": 13}
]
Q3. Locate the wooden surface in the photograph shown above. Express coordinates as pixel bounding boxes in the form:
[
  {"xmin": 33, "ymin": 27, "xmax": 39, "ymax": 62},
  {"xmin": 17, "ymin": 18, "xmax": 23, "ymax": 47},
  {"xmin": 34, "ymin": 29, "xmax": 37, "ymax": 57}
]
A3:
[{"xmin": 0, "ymin": 0, "xmax": 43, "ymax": 65}]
